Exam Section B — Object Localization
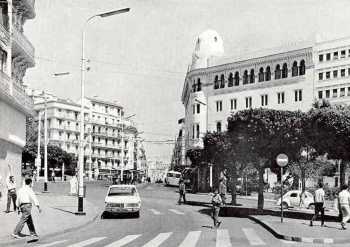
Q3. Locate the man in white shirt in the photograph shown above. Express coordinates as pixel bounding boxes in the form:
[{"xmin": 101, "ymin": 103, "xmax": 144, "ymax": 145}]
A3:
[
  {"xmin": 310, "ymin": 182, "xmax": 325, "ymax": 227},
  {"xmin": 5, "ymin": 175, "xmax": 17, "ymax": 213},
  {"xmin": 12, "ymin": 178, "xmax": 42, "ymax": 239},
  {"xmin": 338, "ymin": 184, "xmax": 350, "ymax": 230}
]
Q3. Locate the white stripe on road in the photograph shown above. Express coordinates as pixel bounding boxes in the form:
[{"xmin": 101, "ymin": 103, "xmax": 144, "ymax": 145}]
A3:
[
  {"xmin": 216, "ymin": 229, "xmax": 232, "ymax": 247},
  {"xmin": 178, "ymin": 231, "xmax": 201, "ymax": 247},
  {"xmin": 149, "ymin": 208, "xmax": 162, "ymax": 215},
  {"xmin": 67, "ymin": 237, "xmax": 107, "ymax": 247},
  {"xmin": 242, "ymin": 228, "xmax": 266, "ymax": 245},
  {"xmin": 104, "ymin": 234, "xmax": 141, "ymax": 247},
  {"xmin": 37, "ymin": 240, "xmax": 68, "ymax": 247},
  {"xmin": 280, "ymin": 240, "xmax": 297, "ymax": 244},
  {"xmin": 142, "ymin": 232, "xmax": 172, "ymax": 247},
  {"xmin": 168, "ymin": 209, "xmax": 185, "ymax": 215}
]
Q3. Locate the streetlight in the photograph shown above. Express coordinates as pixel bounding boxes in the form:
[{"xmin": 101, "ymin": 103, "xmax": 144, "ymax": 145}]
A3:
[{"xmin": 77, "ymin": 8, "xmax": 130, "ymax": 215}]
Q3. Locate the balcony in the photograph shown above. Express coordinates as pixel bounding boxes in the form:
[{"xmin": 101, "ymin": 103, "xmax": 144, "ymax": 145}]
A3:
[
  {"xmin": 13, "ymin": 0, "xmax": 35, "ymax": 19},
  {"xmin": 0, "ymin": 22, "xmax": 9, "ymax": 47},
  {"xmin": 12, "ymin": 26, "xmax": 35, "ymax": 66}
]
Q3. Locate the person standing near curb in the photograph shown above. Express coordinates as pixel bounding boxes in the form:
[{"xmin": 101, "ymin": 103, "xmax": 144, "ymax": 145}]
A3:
[
  {"xmin": 5, "ymin": 175, "xmax": 17, "ymax": 213},
  {"xmin": 12, "ymin": 178, "xmax": 42, "ymax": 239},
  {"xmin": 212, "ymin": 188, "xmax": 222, "ymax": 228},
  {"xmin": 338, "ymin": 184, "xmax": 350, "ymax": 230},
  {"xmin": 218, "ymin": 177, "xmax": 227, "ymax": 205},
  {"xmin": 310, "ymin": 182, "xmax": 325, "ymax": 227},
  {"xmin": 178, "ymin": 179, "xmax": 186, "ymax": 205}
]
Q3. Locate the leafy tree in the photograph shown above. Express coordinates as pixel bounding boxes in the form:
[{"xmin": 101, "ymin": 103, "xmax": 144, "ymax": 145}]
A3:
[{"xmin": 227, "ymin": 108, "xmax": 306, "ymax": 211}]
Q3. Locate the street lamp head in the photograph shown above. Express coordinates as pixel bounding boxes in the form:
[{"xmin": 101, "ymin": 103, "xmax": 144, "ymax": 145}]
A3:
[{"xmin": 98, "ymin": 8, "xmax": 130, "ymax": 18}]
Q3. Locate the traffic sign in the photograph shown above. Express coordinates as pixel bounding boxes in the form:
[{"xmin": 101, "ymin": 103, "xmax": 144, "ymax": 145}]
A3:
[{"xmin": 276, "ymin": 154, "xmax": 288, "ymax": 167}]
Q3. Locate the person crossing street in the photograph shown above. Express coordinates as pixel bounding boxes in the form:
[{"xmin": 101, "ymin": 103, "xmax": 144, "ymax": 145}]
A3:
[
  {"xmin": 211, "ymin": 188, "xmax": 223, "ymax": 228},
  {"xmin": 12, "ymin": 178, "xmax": 42, "ymax": 239},
  {"xmin": 338, "ymin": 184, "xmax": 350, "ymax": 230},
  {"xmin": 310, "ymin": 182, "xmax": 325, "ymax": 227},
  {"xmin": 178, "ymin": 179, "xmax": 186, "ymax": 205}
]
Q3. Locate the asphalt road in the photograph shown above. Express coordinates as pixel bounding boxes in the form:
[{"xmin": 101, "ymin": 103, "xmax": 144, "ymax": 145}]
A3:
[{"xmin": 17, "ymin": 183, "xmax": 350, "ymax": 247}]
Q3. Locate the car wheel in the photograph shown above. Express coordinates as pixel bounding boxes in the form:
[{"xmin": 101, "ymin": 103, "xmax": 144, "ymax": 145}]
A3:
[
  {"xmin": 308, "ymin": 203, "xmax": 315, "ymax": 210},
  {"xmin": 101, "ymin": 211, "xmax": 106, "ymax": 219},
  {"xmin": 134, "ymin": 211, "xmax": 140, "ymax": 218},
  {"xmin": 282, "ymin": 202, "xmax": 288, "ymax": 209}
]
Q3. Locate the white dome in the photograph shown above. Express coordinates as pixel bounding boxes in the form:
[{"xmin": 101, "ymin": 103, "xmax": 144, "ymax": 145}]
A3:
[{"xmin": 191, "ymin": 30, "xmax": 224, "ymax": 70}]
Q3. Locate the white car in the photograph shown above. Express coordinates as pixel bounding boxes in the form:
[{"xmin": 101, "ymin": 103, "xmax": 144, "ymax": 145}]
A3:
[
  {"xmin": 104, "ymin": 185, "xmax": 141, "ymax": 218},
  {"xmin": 276, "ymin": 190, "xmax": 314, "ymax": 209}
]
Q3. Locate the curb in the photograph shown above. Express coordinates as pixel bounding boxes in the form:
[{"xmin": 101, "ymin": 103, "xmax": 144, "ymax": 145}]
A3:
[
  {"xmin": 1, "ymin": 205, "xmax": 101, "ymax": 247},
  {"xmin": 248, "ymin": 215, "xmax": 350, "ymax": 244}
]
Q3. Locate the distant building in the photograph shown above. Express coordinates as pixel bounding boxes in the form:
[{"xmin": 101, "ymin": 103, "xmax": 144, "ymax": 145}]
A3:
[
  {"xmin": 147, "ymin": 160, "xmax": 169, "ymax": 182},
  {"xmin": 0, "ymin": 0, "xmax": 35, "ymax": 184},
  {"xmin": 29, "ymin": 91, "xmax": 144, "ymax": 181},
  {"xmin": 170, "ymin": 118, "xmax": 186, "ymax": 170}
]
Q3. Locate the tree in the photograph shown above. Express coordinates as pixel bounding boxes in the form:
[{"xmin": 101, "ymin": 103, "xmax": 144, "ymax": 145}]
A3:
[
  {"xmin": 227, "ymin": 108, "xmax": 306, "ymax": 211},
  {"xmin": 304, "ymin": 105, "xmax": 350, "ymax": 187}
]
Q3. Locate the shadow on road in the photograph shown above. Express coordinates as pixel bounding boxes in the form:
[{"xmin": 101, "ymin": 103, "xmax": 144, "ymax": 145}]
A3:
[{"xmin": 101, "ymin": 212, "xmax": 140, "ymax": 220}]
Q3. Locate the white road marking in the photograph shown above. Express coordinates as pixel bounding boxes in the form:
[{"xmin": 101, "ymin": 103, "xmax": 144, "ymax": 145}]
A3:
[
  {"xmin": 149, "ymin": 208, "xmax": 162, "ymax": 215},
  {"xmin": 104, "ymin": 234, "xmax": 141, "ymax": 247},
  {"xmin": 280, "ymin": 240, "xmax": 297, "ymax": 244},
  {"xmin": 37, "ymin": 240, "xmax": 68, "ymax": 247},
  {"xmin": 168, "ymin": 209, "xmax": 185, "ymax": 215},
  {"xmin": 178, "ymin": 231, "xmax": 201, "ymax": 247},
  {"xmin": 216, "ymin": 229, "xmax": 232, "ymax": 247},
  {"xmin": 142, "ymin": 232, "xmax": 172, "ymax": 247},
  {"xmin": 242, "ymin": 228, "xmax": 266, "ymax": 246},
  {"xmin": 67, "ymin": 237, "xmax": 107, "ymax": 247}
]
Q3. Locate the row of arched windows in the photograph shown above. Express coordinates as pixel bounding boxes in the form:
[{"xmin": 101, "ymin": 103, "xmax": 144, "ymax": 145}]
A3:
[
  {"xmin": 212, "ymin": 60, "xmax": 306, "ymax": 90},
  {"xmin": 192, "ymin": 78, "xmax": 202, "ymax": 92}
]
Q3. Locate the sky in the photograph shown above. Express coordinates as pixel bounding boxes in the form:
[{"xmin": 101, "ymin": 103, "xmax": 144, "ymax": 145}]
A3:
[{"xmin": 24, "ymin": 0, "xmax": 350, "ymax": 163}]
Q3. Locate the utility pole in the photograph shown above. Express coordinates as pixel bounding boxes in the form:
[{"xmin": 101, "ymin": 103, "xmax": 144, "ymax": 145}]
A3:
[{"xmin": 43, "ymin": 93, "xmax": 48, "ymax": 192}]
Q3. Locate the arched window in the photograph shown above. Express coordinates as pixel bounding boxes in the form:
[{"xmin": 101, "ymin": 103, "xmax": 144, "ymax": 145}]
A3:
[
  {"xmin": 216, "ymin": 121, "xmax": 222, "ymax": 133},
  {"xmin": 265, "ymin": 66, "xmax": 271, "ymax": 81},
  {"xmin": 228, "ymin": 73, "xmax": 233, "ymax": 87},
  {"xmin": 234, "ymin": 72, "xmax": 240, "ymax": 86},
  {"xmin": 243, "ymin": 70, "xmax": 248, "ymax": 84},
  {"xmin": 192, "ymin": 80, "xmax": 196, "ymax": 92},
  {"xmin": 250, "ymin": 69, "xmax": 255, "ymax": 84},
  {"xmin": 214, "ymin": 75, "xmax": 219, "ymax": 89},
  {"xmin": 299, "ymin": 60, "xmax": 305, "ymax": 75},
  {"xmin": 258, "ymin": 67, "xmax": 264, "ymax": 82},
  {"xmin": 220, "ymin": 74, "xmax": 225, "ymax": 88},
  {"xmin": 282, "ymin": 63, "xmax": 288, "ymax": 78},
  {"xmin": 275, "ymin": 65, "xmax": 281, "ymax": 79},
  {"xmin": 197, "ymin": 78, "xmax": 201, "ymax": 91},
  {"xmin": 292, "ymin": 61, "xmax": 298, "ymax": 77}
]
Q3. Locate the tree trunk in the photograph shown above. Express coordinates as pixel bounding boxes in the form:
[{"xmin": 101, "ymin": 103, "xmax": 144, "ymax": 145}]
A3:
[
  {"xmin": 257, "ymin": 166, "xmax": 264, "ymax": 212},
  {"xmin": 230, "ymin": 164, "xmax": 238, "ymax": 205},
  {"xmin": 340, "ymin": 160, "xmax": 346, "ymax": 187},
  {"xmin": 301, "ymin": 168, "xmax": 306, "ymax": 193}
]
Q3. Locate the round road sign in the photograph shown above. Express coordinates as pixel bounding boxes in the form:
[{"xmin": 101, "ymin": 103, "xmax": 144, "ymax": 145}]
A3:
[{"xmin": 276, "ymin": 153, "xmax": 288, "ymax": 167}]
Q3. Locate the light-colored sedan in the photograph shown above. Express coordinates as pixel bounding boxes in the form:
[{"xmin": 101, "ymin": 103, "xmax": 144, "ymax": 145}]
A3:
[
  {"xmin": 276, "ymin": 190, "xmax": 314, "ymax": 209},
  {"xmin": 103, "ymin": 185, "xmax": 141, "ymax": 218}
]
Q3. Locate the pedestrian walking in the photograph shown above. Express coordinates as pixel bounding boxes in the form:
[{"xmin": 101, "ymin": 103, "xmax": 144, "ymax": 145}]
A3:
[
  {"xmin": 219, "ymin": 177, "xmax": 227, "ymax": 205},
  {"xmin": 338, "ymin": 184, "xmax": 350, "ymax": 230},
  {"xmin": 211, "ymin": 188, "xmax": 222, "ymax": 228},
  {"xmin": 51, "ymin": 170, "xmax": 56, "ymax": 183},
  {"xmin": 310, "ymin": 182, "xmax": 325, "ymax": 226},
  {"xmin": 12, "ymin": 178, "xmax": 42, "ymax": 239},
  {"xmin": 178, "ymin": 179, "xmax": 186, "ymax": 204},
  {"xmin": 6, "ymin": 175, "xmax": 17, "ymax": 213}
]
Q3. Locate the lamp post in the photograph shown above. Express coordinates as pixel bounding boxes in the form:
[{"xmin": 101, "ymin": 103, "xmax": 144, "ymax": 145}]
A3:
[{"xmin": 77, "ymin": 8, "xmax": 130, "ymax": 214}]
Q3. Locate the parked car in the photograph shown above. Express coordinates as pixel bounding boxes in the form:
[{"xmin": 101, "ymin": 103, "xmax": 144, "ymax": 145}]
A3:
[
  {"xmin": 276, "ymin": 190, "xmax": 314, "ymax": 209},
  {"xmin": 103, "ymin": 185, "xmax": 141, "ymax": 218}
]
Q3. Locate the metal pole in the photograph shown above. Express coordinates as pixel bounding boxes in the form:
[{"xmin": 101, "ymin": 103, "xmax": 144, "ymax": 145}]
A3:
[
  {"xmin": 44, "ymin": 94, "xmax": 48, "ymax": 192},
  {"xmin": 121, "ymin": 120, "xmax": 124, "ymax": 182},
  {"xmin": 36, "ymin": 112, "xmax": 42, "ymax": 181},
  {"xmin": 281, "ymin": 167, "xmax": 283, "ymax": 223},
  {"xmin": 209, "ymin": 163, "xmax": 212, "ymax": 192}
]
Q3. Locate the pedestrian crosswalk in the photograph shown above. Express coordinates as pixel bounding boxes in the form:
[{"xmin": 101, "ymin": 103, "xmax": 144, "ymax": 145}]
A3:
[
  {"xmin": 36, "ymin": 228, "xmax": 280, "ymax": 247},
  {"xmin": 148, "ymin": 208, "xmax": 186, "ymax": 215}
]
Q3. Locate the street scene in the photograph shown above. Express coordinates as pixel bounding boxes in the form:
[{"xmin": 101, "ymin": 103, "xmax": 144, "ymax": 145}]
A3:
[{"xmin": 3, "ymin": 0, "xmax": 350, "ymax": 246}]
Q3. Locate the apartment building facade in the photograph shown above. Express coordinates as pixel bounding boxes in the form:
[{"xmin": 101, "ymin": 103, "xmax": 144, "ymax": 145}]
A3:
[
  {"xmin": 31, "ymin": 93, "xmax": 143, "ymax": 181},
  {"xmin": 0, "ymin": 0, "xmax": 35, "ymax": 183}
]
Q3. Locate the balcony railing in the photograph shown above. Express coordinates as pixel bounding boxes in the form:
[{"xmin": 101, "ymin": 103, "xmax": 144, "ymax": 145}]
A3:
[
  {"xmin": 0, "ymin": 22, "xmax": 9, "ymax": 46},
  {"xmin": 11, "ymin": 80, "xmax": 33, "ymax": 114},
  {"xmin": 12, "ymin": 26, "xmax": 35, "ymax": 64}
]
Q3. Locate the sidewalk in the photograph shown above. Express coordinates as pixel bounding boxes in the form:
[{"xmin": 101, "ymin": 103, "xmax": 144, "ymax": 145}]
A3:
[
  {"xmin": 249, "ymin": 215, "xmax": 350, "ymax": 244},
  {"xmin": 0, "ymin": 182, "xmax": 100, "ymax": 245}
]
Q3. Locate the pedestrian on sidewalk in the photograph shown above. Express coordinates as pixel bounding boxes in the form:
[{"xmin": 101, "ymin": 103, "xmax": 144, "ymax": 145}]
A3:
[
  {"xmin": 218, "ymin": 177, "xmax": 227, "ymax": 205},
  {"xmin": 310, "ymin": 182, "xmax": 325, "ymax": 227},
  {"xmin": 12, "ymin": 178, "xmax": 42, "ymax": 239},
  {"xmin": 211, "ymin": 188, "xmax": 222, "ymax": 228},
  {"xmin": 178, "ymin": 179, "xmax": 186, "ymax": 204},
  {"xmin": 338, "ymin": 184, "xmax": 350, "ymax": 230},
  {"xmin": 5, "ymin": 175, "xmax": 17, "ymax": 213},
  {"xmin": 51, "ymin": 170, "xmax": 56, "ymax": 183}
]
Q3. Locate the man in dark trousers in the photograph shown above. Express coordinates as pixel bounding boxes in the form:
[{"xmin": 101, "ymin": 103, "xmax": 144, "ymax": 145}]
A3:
[
  {"xmin": 6, "ymin": 175, "xmax": 17, "ymax": 213},
  {"xmin": 12, "ymin": 178, "xmax": 42, "ymax": 239},
  {"xmin": 310, "ymin": 182, "xmax": 325, "ymax": 227},
  {"xmin": 212, "ymin": 188, "xmax": 223, "ymax": 228},
  {"xmin": 178, "ymin": 179, "xmax": 186, "ymax": 204}
]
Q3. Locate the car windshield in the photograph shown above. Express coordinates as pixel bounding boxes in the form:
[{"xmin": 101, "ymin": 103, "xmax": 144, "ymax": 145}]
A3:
[{"xmin": 108, "ymin": 187, "xmax": 136, "ymax": 196}]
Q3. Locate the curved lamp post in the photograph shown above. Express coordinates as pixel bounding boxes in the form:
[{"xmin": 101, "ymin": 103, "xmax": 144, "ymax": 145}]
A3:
[{"xmin": 77, "ymin": 8, "xmax": 130, "ymax": 215}]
